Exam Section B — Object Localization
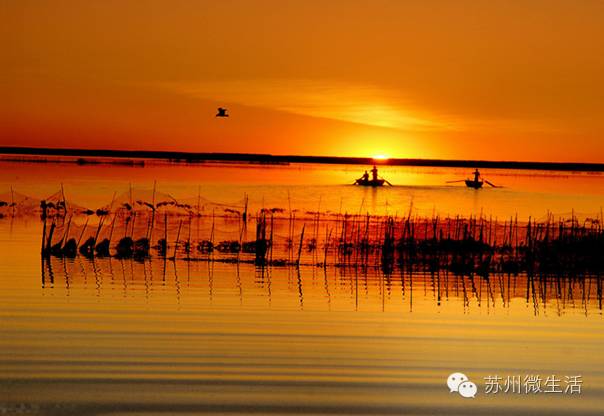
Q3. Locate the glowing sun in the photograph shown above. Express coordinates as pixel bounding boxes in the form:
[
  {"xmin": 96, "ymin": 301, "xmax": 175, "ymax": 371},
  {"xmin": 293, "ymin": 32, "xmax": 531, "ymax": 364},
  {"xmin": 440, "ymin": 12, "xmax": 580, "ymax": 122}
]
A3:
[{"xmin": 372, "ymin": 154, "xmax": 389, "ymax": 161}]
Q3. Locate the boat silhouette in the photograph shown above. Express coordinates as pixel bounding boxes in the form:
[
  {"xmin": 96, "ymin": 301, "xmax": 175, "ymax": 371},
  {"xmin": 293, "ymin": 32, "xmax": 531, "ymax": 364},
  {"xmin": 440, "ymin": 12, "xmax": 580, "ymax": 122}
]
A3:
[
  {"xmin": 448, "ymin": 169, "xmax": 498, "ymax": 189},
  {"xmin": 354, "ymin": 178, "xmax": 386, "ymax": 187},
  {"xmin": 465, "ymin": 178, "xmax": 484, "ymax": 189},
  {"xmin": 353, "ymin": 165, "xmax": 392, "ymax": 187}
]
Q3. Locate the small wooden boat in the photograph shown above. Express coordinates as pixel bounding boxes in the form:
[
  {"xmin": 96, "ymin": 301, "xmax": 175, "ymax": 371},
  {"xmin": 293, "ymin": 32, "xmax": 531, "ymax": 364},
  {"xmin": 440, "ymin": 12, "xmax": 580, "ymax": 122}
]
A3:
[
  {"xmin": 354, "ymin": 166, "xmax": 392, "ymax": 187},
  {"xmin": 465, "ymin": 179, "xmax": 483, "ymax": 189},
  {"xmin": 355, "ymin": 178, "xmax": 385, "ymax": 187},
  {"xmin": 447, "ymin": 169, "xmax": 498, "ymax": 189}
]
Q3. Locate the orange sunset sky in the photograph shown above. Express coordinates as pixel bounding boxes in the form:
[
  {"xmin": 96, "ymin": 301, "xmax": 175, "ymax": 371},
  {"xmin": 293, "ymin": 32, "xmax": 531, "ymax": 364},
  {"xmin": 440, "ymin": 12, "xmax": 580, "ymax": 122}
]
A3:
[{"xmin": 2, "ymin": 1, "xmax": 604, "ymax": 162}]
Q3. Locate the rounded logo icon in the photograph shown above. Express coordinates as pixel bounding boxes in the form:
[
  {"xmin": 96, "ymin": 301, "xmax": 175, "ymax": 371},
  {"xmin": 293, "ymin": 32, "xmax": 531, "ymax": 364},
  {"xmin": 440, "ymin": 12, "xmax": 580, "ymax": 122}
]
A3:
[
  {"xmin": 458, "ymin": 381, "xmax": 478, "ymax": 398},
  {"xmin": 447, "ymin": 372, "xmax": 469, "ymax": 392}
]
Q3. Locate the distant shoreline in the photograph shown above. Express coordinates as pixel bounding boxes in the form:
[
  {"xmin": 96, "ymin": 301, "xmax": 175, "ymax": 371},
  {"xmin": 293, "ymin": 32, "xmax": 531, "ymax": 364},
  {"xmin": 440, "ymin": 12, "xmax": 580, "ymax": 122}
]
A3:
[{"xmin": 1, "ymin": 146, "xmax": 603, "ymax": 172}]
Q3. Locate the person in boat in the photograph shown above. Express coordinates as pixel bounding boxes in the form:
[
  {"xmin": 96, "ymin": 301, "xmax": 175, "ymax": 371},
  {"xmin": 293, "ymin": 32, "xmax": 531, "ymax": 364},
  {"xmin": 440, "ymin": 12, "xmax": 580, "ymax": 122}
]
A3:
[
  {"xmin": 356, "ymin": 171, "xmax": 369, "ymax": 183},
  {"xmin": 371, "ymin": 165, "xmax": 379, "ymax": 181},
  {"xmin": 472, "ymin": 169, "xmax": 481, "ymax": 183}
]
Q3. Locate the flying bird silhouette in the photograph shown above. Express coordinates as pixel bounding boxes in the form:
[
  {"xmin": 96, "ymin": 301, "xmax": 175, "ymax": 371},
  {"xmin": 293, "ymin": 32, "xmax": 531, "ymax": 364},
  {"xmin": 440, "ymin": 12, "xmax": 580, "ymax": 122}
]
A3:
[{"xmin": 216, "ymin": 107, "xmax": 229, "ymax": 117}]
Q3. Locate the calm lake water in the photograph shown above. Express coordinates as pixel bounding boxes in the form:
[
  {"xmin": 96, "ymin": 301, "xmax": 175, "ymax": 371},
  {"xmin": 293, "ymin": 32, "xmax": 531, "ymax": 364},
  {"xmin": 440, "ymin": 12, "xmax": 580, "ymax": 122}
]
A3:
[
  {"xmin": 1, "ymin": 160, "xmax": 604, "ymax": 415},
  {"xmin": 2, "ymin": 159, "xmax": 604, "ymax": 219}
]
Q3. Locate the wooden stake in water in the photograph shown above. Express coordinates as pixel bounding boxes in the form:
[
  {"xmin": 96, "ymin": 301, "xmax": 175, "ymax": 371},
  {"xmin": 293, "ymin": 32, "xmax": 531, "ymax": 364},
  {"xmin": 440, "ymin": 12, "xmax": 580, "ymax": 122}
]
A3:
[
  {"xmin": 46, "ymin": 220, "xmax": 56, "ymax": 254},
  {"xmin": 163, "ymin": 212, "xmax": 168, "ymax": 257},
  {"xmin": 173, "ymin": 219, "xmax": 183, "ymax": 259},
  {"xmin": 77, "ymin": 218, "xmax": 89, "ymax": 247},
  {"xmin": 130, "ymin": 212, "xmax": 136, "ymax": 238},
  {"xmin": 148, "ymin": 180, "xmax": 157, "ymax": 241},
  {"xmin": 93, "ymin": 216, "xmax": 105, "ymax": 246},
  {"xmin": 296, "ymin": 225, "xmax": 305, "ymax": 267},
  {"xmin": 197, "ymin": 185, "xmax": 201, "ymax": 215},
  {"xmin": 10, "ymin": 186, "xmax": 15, "ymax": 216},
  {"xmin": 108, "ymin": 212, "xmax": 117, "ymax": 245},
  {"xmin": 41, "ymin": 217, "xmax": 47, "ymax": 256},
  {"xmin": 269, "ymin": 213, "xmax": 274, "ymax": 263},
  {"xmin": 324, "ymin": 227, "xmax": 332, "ymax": 267},
  {"xmin": 186, "ymin": 215, "xmax": 192, "ymax": 256},
  {"xmin": 60, "ymin": 183, "xmax": 67, "ymax": 215},
  {"xmin": 210, "ymin": 209, "xmax": 215, "ymax": 245}
]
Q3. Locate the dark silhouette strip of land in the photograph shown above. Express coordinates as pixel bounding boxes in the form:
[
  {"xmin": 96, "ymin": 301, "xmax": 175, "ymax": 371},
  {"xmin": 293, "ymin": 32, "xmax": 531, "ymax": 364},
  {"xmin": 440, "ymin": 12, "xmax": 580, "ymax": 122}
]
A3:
[{"xmin": 1, "ymin": 146, "xmax": 604, "ymax": 172}]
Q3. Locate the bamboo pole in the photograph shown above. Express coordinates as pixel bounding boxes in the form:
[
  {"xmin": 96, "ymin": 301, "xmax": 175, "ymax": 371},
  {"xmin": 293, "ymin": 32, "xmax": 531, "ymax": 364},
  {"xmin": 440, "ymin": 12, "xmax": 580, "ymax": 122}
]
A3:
[
  {"xmin": 296, "ymin": 225, "xmax": 305, "ymax": 266},
  {"xmin": 173, "ymin": 219, "xmax": 183, "ymax": 259}
]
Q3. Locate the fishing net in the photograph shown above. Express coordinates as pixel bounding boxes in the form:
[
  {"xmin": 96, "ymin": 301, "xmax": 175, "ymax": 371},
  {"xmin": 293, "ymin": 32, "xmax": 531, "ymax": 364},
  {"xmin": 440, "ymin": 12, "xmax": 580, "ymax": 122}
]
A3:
[{"xmin": 0, "ymin": 190, "xmax": 40, "ymax": 217}]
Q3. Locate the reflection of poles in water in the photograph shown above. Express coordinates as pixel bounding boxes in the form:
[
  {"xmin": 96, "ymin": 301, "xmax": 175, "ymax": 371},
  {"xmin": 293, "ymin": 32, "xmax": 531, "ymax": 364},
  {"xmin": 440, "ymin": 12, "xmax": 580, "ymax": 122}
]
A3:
[
  {"xmin": 460, "ymin": 275, "xmax": 469, "ymax": 311},
  {"xmin": 408, "ymin": 268, "xmax": 413, "ymax": 313},
  {"xmin": 597, "ymin": 274, "xmax": 602, "ymax": 311},
  {"xmin": 236, "ymin": 261, "xmax": 242, "ymax": 305},
  {"xmin": 172, "ymin": 260, "xmax": 181, "ymax": 305},
  {"xmin": 434, "ymin": 271, "xmax": 441, "ymax": 306},
  {"xmin": 525, "ymin": 273, "xmax": 531, "ymax": 306},
  {"xmin": 61, "ymin": 257, "xmax": 71, "ymax": 292},
  {"xmin": 76, "ymin": 256, "xmax": 89, "ymax": 287},
  {"xmin": 581, "ymin": 278, "xmax": 588, "ymax": 316},
  {"xmin": 468, "ymin": 274, "xmax": 480, "ymax": 307},
  {"xmin": 91, "ymin": 257, "xmax": 102, "ymax": 296},
  {"xmin": 35, "ymin": 256, "xmax": 603, "ymax": 314},
  {"xmin": 381, "ymin": 269, "xmax": 385, "ymax": 312},
  {"xmin": 208, "ymin": 260, "xmax": 214, "ymax": 303},
  {"xmin": 257, "ymin": 265, "xmax": 270, "ymax": 305},
  {"xmin": 142, "ymin": 258, "xmax": 150, "ymax": 300},
  {"xmin": 41, "ymin": 256, "xmax": 45, "ymax": 288},
  {"xmin": 352, "ymin": 267, "xmax": 359, "ymax": 310},
  {"xmin": 442, "ymin": 269, "xmax": 449, "ymax": 302},
  {"xmin": 119, "ymin": 258, "xmax": 127, "ymax": 297},
  {"xmin": 323, "ymin": 267, "xmax": 331, "ymax": 309},
  {"xmin": 46, "ymin": 256, "xmax": 55, "ymax": 287},
  {"xmin": 540, "ymin": 274, "xmax": 548, "ymax": 313},
  {"xmin": 269, "ymin": 213, "xmax": 274, "ymax": 264},
  {"xmin": 354, "ymin": 267, "xmax": 358, "ymax": 311},
  {"xmin": 485, "ymin": 276, "xmax": 495, "ymax": 310},
  {"xmin": 556, "ymin": 275, "xmax": 564, "ymax": 311},
  {"xmin": 266, "ymin": 266, "xmax": 273, "ymax": 306},
  {"xmin": 385, "ymin": 268, "xmax": 392, "ymax": 304},
  {"xmin": 531, "ymin": 275, "xmax": 540, "ymax": 316},
  {"xmin": 41, "ymin": 256, "xmax": 49, "ymax": 288},
  {"xmin": 296, "ymin": 267, "xmax": 304, "ymax": 310},
  {"xmin": 525, "ymin": 274, "xmax": 539, "ymax": 316},
  {"xmin": 399, "ymin": 268, "xmax": 405, "ymax": 305},
  {"xmin": 496, "ymin": 274, "xmax": 506, "ymax": 308}
]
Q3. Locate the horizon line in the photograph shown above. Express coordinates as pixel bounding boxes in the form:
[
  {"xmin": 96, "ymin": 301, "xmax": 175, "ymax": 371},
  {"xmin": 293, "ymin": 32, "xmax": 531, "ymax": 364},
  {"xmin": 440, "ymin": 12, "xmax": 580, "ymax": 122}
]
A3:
[{"xmin": 1, "ymin": 146, "xmax": 604, "ymax": 172}]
